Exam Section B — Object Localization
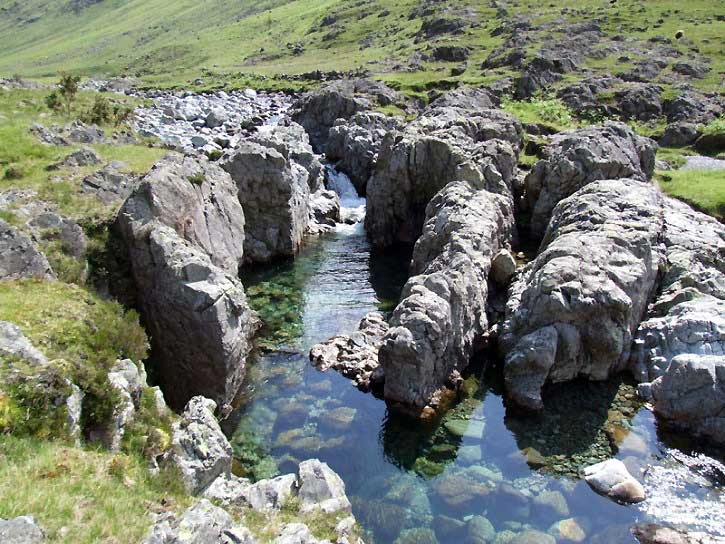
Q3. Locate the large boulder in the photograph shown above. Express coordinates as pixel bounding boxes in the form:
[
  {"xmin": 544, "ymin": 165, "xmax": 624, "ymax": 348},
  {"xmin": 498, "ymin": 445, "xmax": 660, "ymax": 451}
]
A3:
[
  {"xmin": 170, "ymin": 397, "xmax": 233, "ymax": 495},
  {"xmin": 0, "ymin": 219, "xmax": 55, "ymax": 280},
  {"xmin": 118, "ymin": 155, "xmax": 258, "ymax": 408},
  {"xmin": 380, "ymin": 181, "xmax": 514, "ymax": 412},
  {"xmin": 222, "ymin": 141, "xmax": 310, "ymax": 263},
  {"xmin": 365, "ymin": 103, "xmax": 521, "ymax": 248},
  {"xmin": 583, "ymin": 459, "xmax": 646, "ymax": 504},
  {"xmin": 501, "ymin": 179, "xmax": 664, "ymax": 410},
  {"xmin": 297, "ymin": 459, "xmax": 352, "ymax": 514},
  {"xmin": 523, "ymin": 122, "xmax": 656, "ymax": 238}
]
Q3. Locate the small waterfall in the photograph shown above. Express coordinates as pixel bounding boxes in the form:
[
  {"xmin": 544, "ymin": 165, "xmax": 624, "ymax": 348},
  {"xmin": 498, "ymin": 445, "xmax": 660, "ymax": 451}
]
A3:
[{"xmin": 325, "ymin": 165, "xmax": 366, "ymax": 225}]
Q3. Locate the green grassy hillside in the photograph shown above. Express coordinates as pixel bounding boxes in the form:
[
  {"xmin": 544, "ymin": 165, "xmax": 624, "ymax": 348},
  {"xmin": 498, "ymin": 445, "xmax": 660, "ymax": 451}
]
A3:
[{"xmin": 1, "ymin": 0, "xmax": 723, "ymax": 93}]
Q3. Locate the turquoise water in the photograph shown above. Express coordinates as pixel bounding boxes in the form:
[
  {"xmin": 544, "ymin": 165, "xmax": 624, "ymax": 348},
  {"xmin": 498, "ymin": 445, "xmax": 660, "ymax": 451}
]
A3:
[{"xmin": 227, "ymin": 210, "xmax": 725, "ymax": 543}]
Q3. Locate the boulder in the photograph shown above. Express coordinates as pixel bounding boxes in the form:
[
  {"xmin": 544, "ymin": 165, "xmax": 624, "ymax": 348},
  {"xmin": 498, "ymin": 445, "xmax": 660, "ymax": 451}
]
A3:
[
  {"xmin": 501, "ymin": 179, "xmax": 664, "ymax": 410},
  {"xmin": 615, "ymin": 84, "xmax": 663, "ymax": 121},
  {"xmin": 222, "ymin": 141, "xmax": 310, "ymax": 262},
  {"xmin": 81, "ymin": 161, "xmax": 139, "ymax": 205},
  {"xmin": 431, "ymin": 46, "xmax": 470, "ymax": 62},
  {"xmin": 491, "ymin": 249, "xmax": 517, "ymax": 285},
  {"xmin": 0, "ymin": 321, "xmax": 49, "ymax": 366},
  {"xmin": 119, "ymin": 156, "xmax": 258, "ymax": 408},
  {"xmin": 27, "ymin": 212, "xmax": 86, "ymax": 259},
  {"xmin": 274, "ymin": 523, "xmax": 324, "ymax": 544},
  {"xmin": 144, "ymin": 499, "xmax": 255, "ymax": 544},
  {"xmin": 0, "ymin": 219, "xmax": 55, "ymax": 280},
  {"xmin": 171, "ymin": 397, "xmax": 233, "ymax": 495},
  {"xmin": 310, "ymin": 313, "xmax": 388, "ymax": 391},
  {"xmin": 659, "ymin": 123, "xmax": 701, "ymax": 148},
  {"xmin": 523, "ymin": 122, "xmax": 656, "ymax": 238},
  {"xmin": 650, "ymin": 355, "xmax": 725, "ymax": 445},
  {"xmin": 664, "ymin": 91, "xmax": 723, "ymax": 125},
  {"xmin": 0, "ymin": 516, "xmax": 45, "ymax": 544},
  {"xmin": 53, "ymin": 146, "xmax": 101, "ymax": 168},
  {"xmin": 308, "ymin": 189, "xmax": 341, "ymax": 230},
  {"xmin": 297, "ymin": 459, "xmax": 352, "ymax": 514},
  {"xmin": 583, "ymin": 459, "xmax": 646, "ymax": 504},
  {"xmin": 426, "ymin": 87, "xmax": 499, "ymax": 111},
  {"xmin": 380, "ymin": 181, "xmax": 514, "ymax": 411},
  {"xmin": 632, "ymin": 524, "xmax": 720, "ymax": 544}
]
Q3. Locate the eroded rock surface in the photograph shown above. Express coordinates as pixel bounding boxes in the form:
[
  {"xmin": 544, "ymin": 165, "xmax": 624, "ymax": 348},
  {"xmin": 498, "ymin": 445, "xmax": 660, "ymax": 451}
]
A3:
[
  {"xmin": 0, "ymin": 219, "xmax": 55, "ymax": 280},
  {"xmin": 0, "ymin": 516, "xmax": 45, "ymax": 544}
]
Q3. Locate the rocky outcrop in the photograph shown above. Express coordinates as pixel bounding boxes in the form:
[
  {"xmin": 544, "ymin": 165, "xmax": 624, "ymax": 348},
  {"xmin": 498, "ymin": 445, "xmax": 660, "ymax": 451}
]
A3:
[
  {"xmin": 119, "ymin": 155, "xmax": 258, "ymax": 408},
  {"xmin": 0, "ymin": 219, "xmax": 55, "ymax": 280},
  {"xmin": 144, "ymin": 499, "xmax": 255, "ymax": 544},
  {"xmin": 0, "ymin": 516, "xmax": 45, "ymax": 544},
  {"xmin": 0, "ymin": 321, "xmax": 49, "ymax": 366},
  {"xmin": 310, "ymin": 313, "xmax": 388, "ymax": 391},
  {"xmin": 326, "ymin": 112, "xmax": 400, "ymax": 195},
  {"xmin": 650, "ymin": 355, "xmax": 724, "ymax": 445},
  {"xmin": 365, "ymin": 102, "xmax": 521, "ymax": 248},
  {"xmin": 171, "ymin": 397, "xmax": 233, "ymax": 495},
  {"xmin": 81, "ymin": 161, "xmax": 139, "ymax": 205},
  {"xmin": 380, "ymin": 181, "xmax": 514, "ymax": 412},
  {"xmin": 523, "ymin": 122, "xmax": 656, "ymax": 238},
  {"xmin": 583, "ymin": 459, "xmax": 646, "ymax": 504},
  {"xmin": 501, "ymin": 179, "xmax": 665, "ymax": 410},
  {"xmin": 222, "ymin": 142, "xmax": 310, "ymax": 263}
]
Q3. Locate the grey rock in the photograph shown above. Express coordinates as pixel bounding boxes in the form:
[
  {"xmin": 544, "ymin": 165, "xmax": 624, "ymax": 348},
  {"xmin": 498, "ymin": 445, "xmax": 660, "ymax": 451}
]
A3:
[
  {"xmin": 0, "ymin": 321, "xmax": 49, "ymax": 366},
  {"xmin": 672, "ymin": 62, "xmax": 710, "ymax": 79},
  {"xmin": 502, "ymin": 179, "xmax": 664, "ymax": 410},
  {"xmin": 632, "ymin": 523, "xmax": 721, "ymax": 544},
  {"xmin": 0, "ymin": 219, "xmax": 55, "ymax": 280},
  {"xmin": 523, "ymin": 122, "xmax": 656, "ymax": 239},
  {"xmin": 650, "ymin": 355, "xmax": 725, "ymax": 445},
  {"xmin": 81, "ymin": 162, "xmax": 139, "ymax": 205},
  {"xmin": 583, "ymin": 459, "xmax": 646, "ymax": 504},
  {"xmin": 205, "ymin": 108, "xmax": 227, "ymax": 129},
  {"xmin": 308, "ymin": 189, "xmax": 341, "ymax": 230},
  {"xmin": 614, "ymin": 84, "xmax": 663, "ymax": 121},
  {"xmin": 144, "ymin": 499, "xmax": 255, "ymax": 544},
  {"xmin": 431, "ymin": 46, "xmax": 470, "ymax": 62},
  {"xmin": 171, "ymin": 397, "xmax": 233, "ymax": 495},
  {"xmin": 426, "ymin": 87, "xmax": 498, "ymax": 110},
  {"xmin": 53, "ymin": 146, "xmax": 102, "ymax": 168},
  {"xmin": 310, "ymin": 313, "xmax": 388, "ymax": 391},
  {"xmin": 491, "ymin": 249, "xmax": 517, "ymax": 285},
  {"xmin": 222, "ymin": 142, "xmax": 310, "ymax": 263},
  {"xmin": 659, "ymin": 123, "xmax": 701, "ymax": 148},
  {"xmin": 664, "ymin": 92, "xmax": 723, "ymax": 125},
  {"xmin": 66, "ymin": 120, "xmax": 106, "ymax": 144},
  {"xmin": 531, "ymin": 490, "xmax": 570, "ymax": 522},
  {"xmin": 28, "ymin": 212, "xmax": 87, "ymax": 259},
  {"xmin": 240, "ymin": 474, "xmax": 297, "ymax": 511},
  {"xmin": 0, "ymin": 516, "xmax": 45, "ymax": 543},
  {"xmin": 467, "ymin": 516, "xmax": 495, "ymax": 544},
  {"xmin": 297, "ymin": 459, "xmax": 351, "ymax": 514},
  {"xmin": 381, "ymin": 181, "xmax": 514, "ymax": 411},
  {"xmin": 274, "ymin": 523, "xmax": 328, "ymax": 544}
]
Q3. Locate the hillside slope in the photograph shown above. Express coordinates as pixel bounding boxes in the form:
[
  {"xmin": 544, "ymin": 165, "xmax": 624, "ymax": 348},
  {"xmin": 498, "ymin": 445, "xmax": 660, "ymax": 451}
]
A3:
[{"xmin": 1, "ymin": 0, "xmax": 723, "ymax": 94}]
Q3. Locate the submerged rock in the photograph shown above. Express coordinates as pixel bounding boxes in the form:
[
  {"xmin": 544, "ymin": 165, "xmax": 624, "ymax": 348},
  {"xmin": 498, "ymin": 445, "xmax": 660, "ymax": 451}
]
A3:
[
  {"xmin": 501, "ymin": 179, "xmax": 664, "ymax": 410},
  {"xmin": 583, "ymin": 459, "xmax": 646, "ymax": 504}
]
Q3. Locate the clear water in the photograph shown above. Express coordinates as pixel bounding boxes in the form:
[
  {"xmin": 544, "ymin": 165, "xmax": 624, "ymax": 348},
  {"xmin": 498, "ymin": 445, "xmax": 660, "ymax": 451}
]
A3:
[{"xmin": 227, "ymin": 187, "xmax": 725, "ymax": 544}]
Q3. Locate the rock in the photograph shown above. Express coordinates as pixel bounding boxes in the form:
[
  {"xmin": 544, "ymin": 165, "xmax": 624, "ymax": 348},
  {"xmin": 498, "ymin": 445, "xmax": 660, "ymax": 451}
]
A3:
[
  {"xmin": 467, "ymin": 516, "xmax": 495, "ymax": 543},
  {"xmin": 239, "ymin": 474, "xmax": 298, "ymax": 511},
  {"xmin": 318, "ymin": 407, "xmax": 357, "ymax": 433},
  {"xmin": 491, "ymin": 249, "xmax": 517, "ymax": 285},
  {"xmin": 297, "ymin": 459, "xmax": 351, "ymax": 514},
  {"xmin": 548, "ymin": 518, "xmax": 587, "ymax": 543},
  {"xmin": 501, "ymin": 179, "xmax": 664, "ymax": 410},
  {"xmin": 511, "ymin": 529, "xmax": 556, "ymax": 544},
  {"xmin": 0, "ymin": 516, "xmax": 45, "ymax": 544},
  {"xmin": 632, "ymin": 523, "xmax": 720, "ymax": 544},
  {"xmin": 81, "ymin": 161, "xmax": 139, "ymax": 205},
  {"xmin": 432, "ymin": 473, "xmax": 491, "ymax": 508},
  {"xmin": 523, "ymin": 122, "xmax": 656, "ymax": 239},
  {"xmin": 380, "ymin": 181, "xmax": 514, "ymax": 411},
  {"xmin": 583, "ymin": 459, "xmax": 646, "ymax": 504},
  {"xmin": 419, "ymin": 17, "xmax": 467, "ymax": 38},
  {"xmin": 672, "ymin": 61, "xmax": 710, "ymax": 79},
  {"xmin": 487, "ymin": 483, "xmax": 531, "ymax": 522},
  {"xmin": 615, "ymin": 84, "xmax": 663, "ymax": 121},
  {"xmin": 366, "ymin": 95, "xmax": 521, "ymax": 248},
  {"xmin": 205, "ymin": 108, "xmax": 227, "ymax": 128},
  {"xmin": 431, "ymin": 46, "xmax": 470, "ymax": 62},
  {"xmin": 532, "ymin": 490, "xmax": 570, "ymax": 522},
  {"xmin": 650, "ymin": 355, "xmax": 725, "ymax": 445},
  {"xmin": 119, "ymin": 155, "xmax": 258, "ymax": 408},
  {"xmin": 170, "ymin": 397, "xmax": 233, "ymax": 495},
  {"xmin": 664, "ymin": 91, "xmax": 723, "ymax": 125},
  {"xmin": 53, "ymin": 146, "xmax": 101, "ymax": 168},
  {"xmin": 0, "ymin": 321, "xmax": 49, "ymax": 366},
  {"xmin": 308, "ymin": 189, "xmax": 341, "ymax": 230},
  {"xmin": 694, "ymin": 133, "xmax": 725, "ymax": 155},
  {"xmin": 274, "ymin": 523, "xmax": 323, "ymax": 544},
  {"xmin": 28, "ymin": 212, "xmax": 87, "ymax": 259},
  {"xmin": 310, "ymin": 313, "xmax": 388, "ymax": 391},
  {"xmin": 66, "ymin": 121, "xmax": 106, "ymax": 144},
  {"xmin": 427, "ymin": 87, "xmax": 498, "ymax": 110},
  {"xmin": 659, "ymin": 123, "xmax": 701, "ymax": 148},
  {"xmin": 0, "ymin": 219, "xmax": 55, "ymax": 280},
  {"xmin": 222, "ymin": 141, "xmax": 310, "ymax": 262},
  {"xmin": 143, "ymin": 499, "xmax": 255, "ymax": 544}
]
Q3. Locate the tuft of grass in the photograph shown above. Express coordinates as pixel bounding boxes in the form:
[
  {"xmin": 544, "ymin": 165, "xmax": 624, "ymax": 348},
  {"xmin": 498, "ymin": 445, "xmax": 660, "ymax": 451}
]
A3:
[
  {"xmin": 0, "ymin": 435, "xmax": 190, "ymax": 543},
  {"xmin": 187, "ymin": 172, "xmax": 205, "ymax": 186},
  {"xmin": 657, "ymin": 169, "xmax": 725, "ymax": 220},
  {"xmin": 502, "ymin": 94, "xmax": 576, "ymax": 132}
]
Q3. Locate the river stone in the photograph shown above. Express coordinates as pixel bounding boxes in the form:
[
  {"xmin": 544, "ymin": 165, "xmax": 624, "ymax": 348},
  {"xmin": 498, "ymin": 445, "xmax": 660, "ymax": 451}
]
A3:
[
  {"xmin": 501, "ymin": 179, "xmax": 664, "ymax": 410},
  {"xmin": 0, "ymin": 219, "xmax": 55, "ymax": 280},
  {"xmin": 532, "ymin": 490, "xmax": 570, "ymax": 522},
  {"xmin": 583, "ymin": 459, "xmax": 646, "ymax": 504},
  {"xmin": 487, "ymin": 483, "xmax": 531, "ymax": 522},
  {"xmin": 297, "ymin": 459, "xmax": 352, "ymax": 514},
  {"xmin": 170, "ymin": 397, "xmax": 233, "ymax": 495},
  {"xmin": 318, "ymin": 407, "xmax": 357, "ymax": 432},
  {"xmin": 381, "ymin": 181, "xmax": 514, "ymax": 412},
  {"xmin": 222, "ymin": 141, "xmax": 310, "ymax": 262},
  {"xmin": 631, "ymin": 523, "xmax": 720, "ymax": 544},
  {"xmin": 523, "ymin": 122, "xmax": 655, "ymax": 238},
  {"xmin": 432, "ymin": 473, "xmax": 491, "ymax": 508},
  {"xmin": 467, "ymin": 516, "xmax": 495, "ymax": 544},
  {"xmin": 0, "ymin": 516, "xmax": 45, "ymax": 544},
  {"xmin": 511, "ymin": 529, "xmax": 556, "ymax": 544},
  {"xmin": 143, "ymin": 499, "xmax": 255, "ymax": 544},
  {"xmin": 548, "ymin": 518, "xmax": 587, "ymax": 543}
]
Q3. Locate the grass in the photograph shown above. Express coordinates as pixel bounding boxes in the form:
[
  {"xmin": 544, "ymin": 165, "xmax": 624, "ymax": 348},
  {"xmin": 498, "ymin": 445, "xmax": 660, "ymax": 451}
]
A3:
[
  {"xmin": 657, "ymin": 169, "xmax": 725, "ymax": 221},
  {"xmin": 502, "ymin": 94, "xmax": 577, "ymax": 132},
  {"xmin": 0, "ymin": 435, "xmax": 190, "ymax": 543}
]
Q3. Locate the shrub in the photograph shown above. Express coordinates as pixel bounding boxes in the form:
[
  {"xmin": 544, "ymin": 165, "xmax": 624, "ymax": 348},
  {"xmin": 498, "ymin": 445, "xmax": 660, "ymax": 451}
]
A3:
[
  {"xmin": 45, "ymin": 90, "xmax": 63, "ymax": 112},
  {"xmin": 58, "ymin": 72, "xmax": 80, "ymax": 117},
  {"xmin": 81, "ymin": 95, "xmax": 113, "ymax": 125}
]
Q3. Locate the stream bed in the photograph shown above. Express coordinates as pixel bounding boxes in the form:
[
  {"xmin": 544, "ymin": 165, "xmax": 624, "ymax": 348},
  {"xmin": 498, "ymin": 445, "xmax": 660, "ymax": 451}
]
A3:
[{"xmin": 224, "ymin": 175, "xmax": 725, "ymax": 544}]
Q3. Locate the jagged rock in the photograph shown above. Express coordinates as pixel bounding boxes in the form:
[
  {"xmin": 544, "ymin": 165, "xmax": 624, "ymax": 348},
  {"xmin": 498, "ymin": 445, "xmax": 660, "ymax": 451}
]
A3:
[
  {"xmin": 557, "ymin": 75, "xmax": 621, "ymax": 115},
  {"xmin": 664, "ymin": 92, "xmax": 722, "ymax": 125},
  {"xmin": 523, "ymin": 122, "xmax": 656, "ymax": 238},
  {"xmin": 144, "ymin": 499, "xmax": 255, "ymax": 544},
  {"xmin": 659, "ymin": 123, "xmax": 701, "ymax": 148},
  {"xmin": 205, "ymin": 108, "xmax": 227, "ymax": 129},
  {"xmin": 309, "ymin": 189, "xmax": 341, "ymax": 230},
  {"xmin": 310, "ymin": 313, "xmax": 388, "ymax": 391},
  {"xmin": 366, "ymin": 100, "xmax": 521, "ymax": 248},
  {"xmin": 28, "ymin": 212, "xmax": 86, "ymax": 259},
  {"xmin": 119, "ymin": 155, "xmax": 258, "ymax": 407},
  {"xmin": 0, "ymin": 516, "xmax": 45, "ymax": 543},
  {"xmin": 52, "ymin": 146, "xmax": 101, "ymax": 168},
  {"xmin": 30, "ymin": 123, "xmax": 68, "ymax": 146},
  {"xmin": 0, "ymin": 219, "xmax": 55, "ymax": 280},
  {"xmin": 491, "ymin": 249, "xmax": 517, "ymax": 285},
  {"xmin": 222, "ymin": 142, "xmax": 310, "ymax": 262},
  {"xmin": 297, "ymin": 459, "xmax": 351, "ymax": 514},
  {"xmin": 0, "ymin": 321, "xmax": 49, "ymax": 366},
  {"xmin": 502, "ymin": 179, "xmax": 664, "ymax": 410},
  {"xmin": 274, "ymin": 523, "xmax": 325, "ymax": 544},
  {"xmin": 431, "ymin": 46, "xmax": 470, "ymax": 62},
  {"xmin": 419, "ymin": 17, "xmax": 467, "ymax": 38},
  {"xmin": 650, "ymin": 355, "xmax": 725, "ymax": 445},
  {"xmin": 171, "ymin": 397, "xmax": 233, "ymax": 495},
  {"xmin": 66, "ymin": 120, "xmax": 106, "ymax": 144},
  {"xmin": 583, "ymin": 459, "xmax": 646, "ymax": 504},
  {"xmin": 326, "ymin": 112, "xmax": 400, "ymax": 195},
  {"xmin": 81, "ymin": 161, "xmax": 139, "ymax": 205},
  {"xmin": 426, "ymin": 87, "xmax": 498, "ymax": 110},
  {"xmin": 615, "ymin": 84, "xmax": 663, "ymax": 121},
  {"xmin": 632, "ymin": 523, "xmax": 721, "ymax": 544},
  {"xmin": 672, "ymin": 61, "xmax": 710, "ymax": 79},
  {"xmin": 381, "ymin": 181, "xmax": 514, "ymax": 411}
]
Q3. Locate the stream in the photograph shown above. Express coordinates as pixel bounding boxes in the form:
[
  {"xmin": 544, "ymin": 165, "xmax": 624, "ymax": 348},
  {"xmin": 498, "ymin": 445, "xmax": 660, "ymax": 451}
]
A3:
[{"xmin": 224, "ymin": 170, "xmax": 725, "ymax": 544}]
